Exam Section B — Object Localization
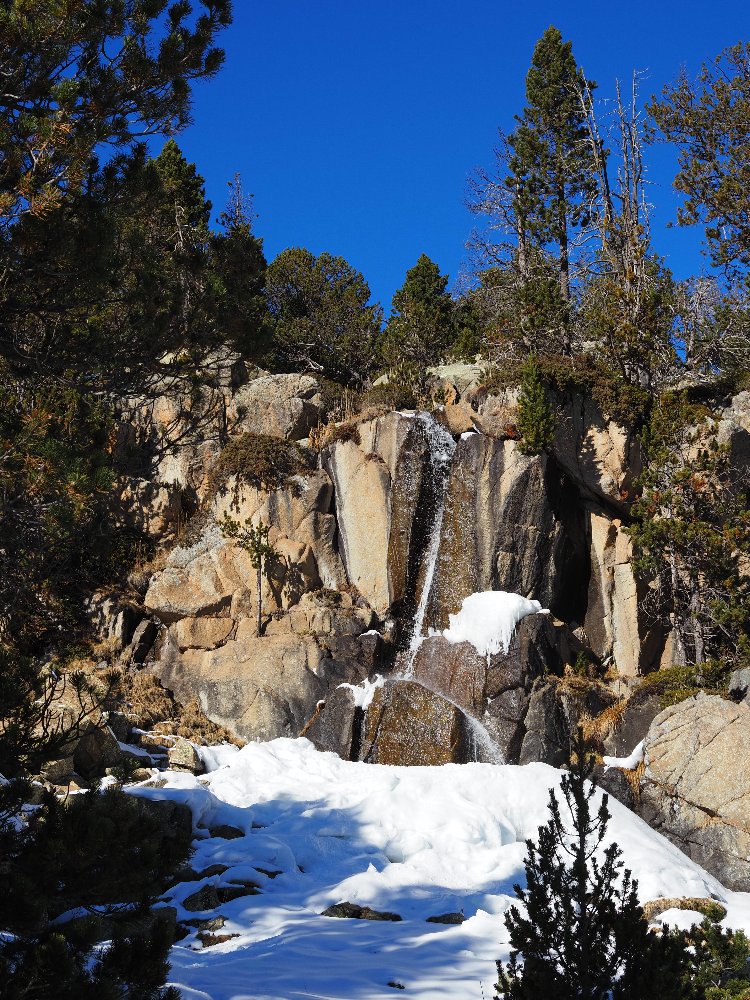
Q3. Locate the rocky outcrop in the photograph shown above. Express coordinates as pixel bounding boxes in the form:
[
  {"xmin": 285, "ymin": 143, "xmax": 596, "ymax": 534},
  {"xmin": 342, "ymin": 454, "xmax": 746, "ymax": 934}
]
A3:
[
  {"xmin": 113, "ymin": 362, "xmax": 324, "ymax": 538},
  {"xmin": 639, "ymin": 694, "xmax": 750, "ymax": 890},
  {"xmin": 151, "ymin": 591, "xmax": 379, "ymax": 743},
  {"xmin": 426, "ymin": 436, "xmax": 589, "ymax": 629},
  {"xmin": 408, "ymin": 613, "xmax": 583, "ymax": 762},
  {"xmin": 551, "ymin": 394, "xmax": 641, "ymax": 512},
  {"xmin": 229, "ymin": 374, "xmax": 324, "ymax": 441}
]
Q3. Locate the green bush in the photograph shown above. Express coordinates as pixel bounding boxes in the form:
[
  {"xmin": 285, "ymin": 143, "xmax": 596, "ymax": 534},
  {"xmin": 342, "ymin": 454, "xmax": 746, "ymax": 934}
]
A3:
[
  {"xmin": 634, "ymin": 660, "xmax": 733, "ymax": 708},
  {"xmin": 207, "ymin": 432, "xmax": 309, "ymax": 495}
]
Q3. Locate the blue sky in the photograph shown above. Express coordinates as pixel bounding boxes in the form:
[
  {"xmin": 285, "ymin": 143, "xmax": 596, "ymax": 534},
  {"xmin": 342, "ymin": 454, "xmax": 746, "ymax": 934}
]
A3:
[{"xmin": 176, "ymin": 1, "xmax": 750, "ymax": 310}]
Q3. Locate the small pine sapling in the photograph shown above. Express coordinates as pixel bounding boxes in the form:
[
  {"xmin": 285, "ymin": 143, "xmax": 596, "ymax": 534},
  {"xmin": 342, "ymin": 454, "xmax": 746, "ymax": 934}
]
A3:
[
  {"xmin": 496, "ymin": 726, "xmax": 689, "ymax": 1000},
  {"xmin": 517, "ymin": 358, "xmax": 556, "ymax": 455},
  {"xmin": 220, "ymin": 516, "xmax": 279, "ymax": 637}
]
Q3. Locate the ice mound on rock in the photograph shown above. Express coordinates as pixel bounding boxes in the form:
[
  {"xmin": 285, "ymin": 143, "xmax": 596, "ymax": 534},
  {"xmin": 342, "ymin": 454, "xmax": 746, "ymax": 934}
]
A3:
[{"xmin": 437, "ymin": 591, "xmax": 548, "ymax": 658}]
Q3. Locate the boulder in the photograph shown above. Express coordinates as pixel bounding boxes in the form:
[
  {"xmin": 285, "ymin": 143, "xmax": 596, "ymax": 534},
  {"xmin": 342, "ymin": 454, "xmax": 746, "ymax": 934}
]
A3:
[
  {"xmin": 408, "ymin": 613, "xmax": 580, "ymax": 762},
  {"xmin": 519, "ymin": 677, "xmax": 620, "ymax": 768},
  {"xmin": 229, "ymin": 373, "xmax": 324, "ymax": 441},
  {"xmin": 72, "ymin": 724, "xmax": 146, "ymax": 779},
  {"xmin": 359, "ymin": 680, "xmax": 482, "ymax": 766},
  {"xmin": 321, "ymin": 901, "xmax": 401, "ymax": 921},
  {"xmin": 168, "ymin": 738, "xmax": 205, "ymax": 774},
  {"xmin": 173, "ymin": 617, "xmax": 234, "ymax": 651},
  {"xmin": 639, "ymin": 694, "xmax": 750, "ymax": 890},
  {"xmin": 150, "ymin": 592, "xmax": 377, "ymax": 745},
  {"xmin": 718, "ymin": 391, "xmax": 750, "ymax": 478},
  {"xmin": 729, "ymin": 667, "xmax": 750, "ymax": 703}
]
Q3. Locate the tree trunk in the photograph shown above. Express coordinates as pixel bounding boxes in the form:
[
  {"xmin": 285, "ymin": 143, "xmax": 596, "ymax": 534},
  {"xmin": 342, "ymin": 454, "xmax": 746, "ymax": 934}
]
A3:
[{"xmin": 256, "ymin": 564, "xmax": 262, "ymax": 638}]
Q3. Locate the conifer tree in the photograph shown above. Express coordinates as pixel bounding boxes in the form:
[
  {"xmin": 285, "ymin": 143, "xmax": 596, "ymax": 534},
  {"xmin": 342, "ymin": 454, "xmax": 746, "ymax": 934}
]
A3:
[
  {"xmin": 497, "ymin": 727, "xmax": 689, "ymax": 1000},
  {"xmin": 516, "ymin": 358, "xmax": 556, "ymax": 454},
  {"xmin": 380, "ymin": 254, "xmax": 455, "ymax": 374},
  {"xmin": 629, "ymin": 393, "xmax": 750, "ymax": 667},
  {"xmin": 510, "ymin": 27, "xmax": 599, "ymax": 309},
  {"xmin": 267, "ymin": 247, "xmax": 381, "ymax": 386}
]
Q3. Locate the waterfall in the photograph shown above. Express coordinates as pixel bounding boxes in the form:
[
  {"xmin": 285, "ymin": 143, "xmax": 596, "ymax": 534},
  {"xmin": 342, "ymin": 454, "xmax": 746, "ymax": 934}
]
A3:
[{"xmin": 403, "ymin": 412, "xmax": 456, "ymax": 675}]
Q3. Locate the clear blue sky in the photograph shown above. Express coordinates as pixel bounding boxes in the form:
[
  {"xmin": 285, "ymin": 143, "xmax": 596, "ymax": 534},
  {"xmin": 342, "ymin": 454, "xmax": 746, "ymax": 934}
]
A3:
[{"xmin": 176, "ymin": 1, "xmax": 750, "ymax": 310}]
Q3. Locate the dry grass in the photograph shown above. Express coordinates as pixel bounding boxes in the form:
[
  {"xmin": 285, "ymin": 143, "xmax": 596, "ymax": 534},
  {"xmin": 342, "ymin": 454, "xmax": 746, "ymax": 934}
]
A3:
[
  {"xmin": 108, "ymin": 671, "xmax": 242, "ymax": 747},
  {"xmin": 310, "ymin": 419, "xmax": 361, "ymax": 452},
  {"xmin": 642, "ymin": 897, "xmax": 727, "ymax": 923},
  {"xmin": 580, "ymin": 699, "xmax": 628, "ymax": 749},
  {"xmin": 623, "ymin": 758, "xmax": 645, "ymax": 802}
]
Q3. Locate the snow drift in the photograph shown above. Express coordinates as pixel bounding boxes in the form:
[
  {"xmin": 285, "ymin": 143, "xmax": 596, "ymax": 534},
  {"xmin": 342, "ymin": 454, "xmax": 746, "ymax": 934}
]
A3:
[{"xmin": 128, "ymin": 738, "xmax": 750, "ymax": 1000}]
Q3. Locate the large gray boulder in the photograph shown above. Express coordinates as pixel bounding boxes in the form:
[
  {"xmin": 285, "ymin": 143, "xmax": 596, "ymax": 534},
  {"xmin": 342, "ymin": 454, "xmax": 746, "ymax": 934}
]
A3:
[
  {"xmin": 229, "ymin": 374, "xmax": 324, "ymax": 441},
  {"xmin": 639, "ymin": 694, "xmax": 750, "ymax": 890}
]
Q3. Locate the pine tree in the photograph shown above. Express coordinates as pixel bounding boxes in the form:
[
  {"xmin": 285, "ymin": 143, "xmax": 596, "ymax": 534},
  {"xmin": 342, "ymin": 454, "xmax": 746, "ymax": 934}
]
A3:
[
  {"xmin": 380, "ymin": 253, "xmax": 455, "ymax": 375},
  {"xmin": 266, "ymin": 247, "xmax": 382, "ymax": 386},
  {"xmin": 510, "ymin": 27, "xmax": 600, "ymax": 310},
  {"xmin": 516, "ymin": 358, "xmax": 556, "ymax": 454},
  {"xmin": 628, "ymin": 392, "xmax": 750, "ymax": 667},
  {"xmin": 220, "ymin": 516, "xmax": 279, "ymax": 637},
  {"xmin": 496, "ymin": 727, "xmax": 689, "ymax": 1000}
]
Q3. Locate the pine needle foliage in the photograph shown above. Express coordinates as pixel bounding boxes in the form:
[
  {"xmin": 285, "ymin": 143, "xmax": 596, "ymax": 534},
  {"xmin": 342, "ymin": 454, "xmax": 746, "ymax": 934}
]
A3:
[
  {"xmin": 496, "ymin": 727, "xmax": 689, "ymax": 1000},
  {"xmin": 517, "ymin": 357, "xmax": 556, "ymax": 454}
]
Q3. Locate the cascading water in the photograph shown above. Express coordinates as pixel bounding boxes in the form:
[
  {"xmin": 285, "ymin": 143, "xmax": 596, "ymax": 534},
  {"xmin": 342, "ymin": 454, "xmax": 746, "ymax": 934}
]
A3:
[{"xmin": 402, "ymin": 412, "xmax": 456, "ymax": 675}]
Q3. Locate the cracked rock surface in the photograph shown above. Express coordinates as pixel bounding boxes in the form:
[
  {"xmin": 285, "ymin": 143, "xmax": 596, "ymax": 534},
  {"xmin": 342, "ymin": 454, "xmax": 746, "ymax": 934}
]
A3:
[{"xmin": 639, "ymin": 693, "xmax": 750, "ymax": 890}]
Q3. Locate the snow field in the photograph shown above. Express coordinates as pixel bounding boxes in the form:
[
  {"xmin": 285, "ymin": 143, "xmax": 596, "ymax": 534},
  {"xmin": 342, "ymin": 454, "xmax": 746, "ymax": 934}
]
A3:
[{"xmin": 129, "ymin": 738, "xmax": 750, "ymax": 1000}]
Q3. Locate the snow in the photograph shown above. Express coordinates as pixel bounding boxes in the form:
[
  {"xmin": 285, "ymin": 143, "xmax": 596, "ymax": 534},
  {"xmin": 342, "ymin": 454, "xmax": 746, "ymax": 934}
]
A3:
[
  {"xmin": 124, "ymin": 737, "xmax": 750, "ymax": 1000},
  {"xmin": 436, "ymin": 591, "xmax": 549, "ymax": 659},
  {"xmin": 338, "ymin": 674, "xmax": 385, "ymax": 709},
  {"xmin": 603, "ymin": 740, "xmax": 645, "ymax": 771}
]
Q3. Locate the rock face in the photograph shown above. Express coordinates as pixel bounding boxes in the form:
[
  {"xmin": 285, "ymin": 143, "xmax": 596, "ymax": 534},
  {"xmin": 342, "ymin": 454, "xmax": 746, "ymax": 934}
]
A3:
[
  {"xmin": 322, "ymin": 412, "xmax": 442, "ymax": 617},
  {"xmin": 152, "ymin": 590, "xmax": 378, "ymax": 744},
  {"xmin": 358, "ymin": 680, "xmax": 479, "ymax": 766},
  {"xmin": 552, "ymin": 394, "xmax": 641, "ymax": 511},
  {"xmin": 584, "ymin": 513, "xmax": 667, "ymax": 676},
  {"xmin": 426, "ymin": 436, "xmax": 589, "ymax": 629},
  {"xmin": 639, "ymin": 695, "xmax": 750, "ymax": 890},
  {"xmin": 229, "ymin": 374, "xmax": 324, "ymax": 441},
  {"xmin": 408, "ymin": 614, "xmax": 583, "ymax": 762}
]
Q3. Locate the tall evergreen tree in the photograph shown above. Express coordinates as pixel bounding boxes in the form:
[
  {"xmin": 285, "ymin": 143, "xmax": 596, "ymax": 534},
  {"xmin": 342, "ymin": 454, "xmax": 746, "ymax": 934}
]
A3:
[
  {"xmin": 510, "ymin": 26, "xmax": 600, "ymax": 308},
  {"xmin": 516, "ymin": 357, "xmax": 556, "ymax": 454},
  {"xmin": 380, "ymin": 253, "xmax": 454, "ymax": 373},
  {"xmin": 468, "ymin": 27, "xmax": 600, "ymax": 358},
  {"xmin": 497, "ymin": 727, "xmax": 689, "ymax": 1000}
]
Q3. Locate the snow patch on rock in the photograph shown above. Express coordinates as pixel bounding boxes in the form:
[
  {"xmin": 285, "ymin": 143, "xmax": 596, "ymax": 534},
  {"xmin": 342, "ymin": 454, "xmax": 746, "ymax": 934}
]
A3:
[{"xmin": 436, "ymin": 591, "xmax": 548, "ymax": 658}]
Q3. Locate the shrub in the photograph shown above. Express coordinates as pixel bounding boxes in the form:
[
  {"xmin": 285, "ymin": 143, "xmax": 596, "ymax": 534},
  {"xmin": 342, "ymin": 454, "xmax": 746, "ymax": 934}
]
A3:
[
  {"xmin": 359, "ymin": 381, "xmax": 419, "ymax": 413},
  {"xmin": 0, "ymin": 783, "xmax": 192, "ymax": 999},
  {"xmin": 206, "ymin": 432, "xmax": 308, "ymax": 496},
  {"xmin": 517, "ymin": 358, "xmax": 556, "ymax": 455},
  {"xmin": 632, "ymin": 660, "xmax": 733, "ymax": 708}
]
